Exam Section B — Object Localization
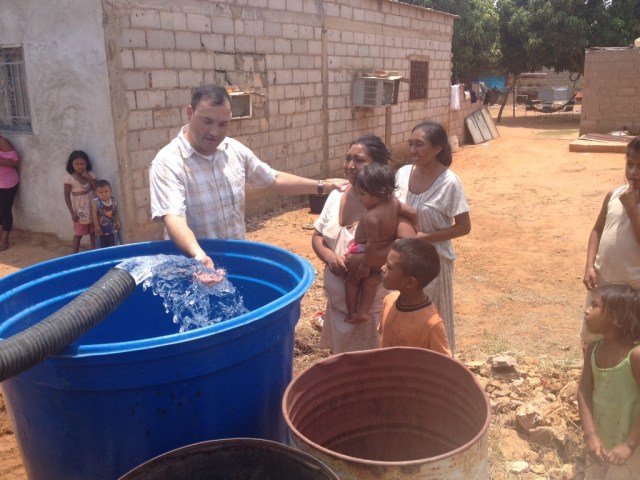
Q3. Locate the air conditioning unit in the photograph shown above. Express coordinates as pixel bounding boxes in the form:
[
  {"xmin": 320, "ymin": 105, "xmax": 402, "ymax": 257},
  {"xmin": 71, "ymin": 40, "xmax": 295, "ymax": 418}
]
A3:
[{"xmin": 352, "ymin": 77, "xmax": 400, "ymax": 107}]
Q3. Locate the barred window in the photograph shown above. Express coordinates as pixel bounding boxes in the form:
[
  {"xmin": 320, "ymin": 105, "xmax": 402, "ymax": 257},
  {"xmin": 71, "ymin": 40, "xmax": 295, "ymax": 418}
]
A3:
[
  {"xmin": 0, "ymin": 46, "xmax": 31, "ymax": 132},
  {"xmin": 409, "ymin": 60, "xmax": 429, "ymax": 101}
]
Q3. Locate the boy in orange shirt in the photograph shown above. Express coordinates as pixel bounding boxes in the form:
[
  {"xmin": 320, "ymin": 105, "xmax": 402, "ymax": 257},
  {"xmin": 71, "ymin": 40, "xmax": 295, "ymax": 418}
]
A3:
[{"xmin": 378, "ymin": 237, "xmax": 451, "ymax": 356}]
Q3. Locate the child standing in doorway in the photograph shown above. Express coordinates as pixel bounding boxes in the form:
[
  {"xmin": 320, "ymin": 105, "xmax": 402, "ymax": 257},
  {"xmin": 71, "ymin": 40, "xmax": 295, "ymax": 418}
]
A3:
[
  {"xmin": 63, "ymin": 150, "xmax": 97, "ymax": 253},
  {"xmin": 344, "ymin": 163, "xmax": 416, "ymax": 324},
  {"xmin": 378, "ymin": 237, "xmax": 451, "ymax": 356},
  {"xmin": 578, "ymin": 284, "xmax": 640, "ymax": 479},
  {"xmin": 92, "ymin": 179, "xmax": 120, "ymax": 248},
  {"xmin": 582, "ymin": 136, "xmax": 640, "ymax": 346}
]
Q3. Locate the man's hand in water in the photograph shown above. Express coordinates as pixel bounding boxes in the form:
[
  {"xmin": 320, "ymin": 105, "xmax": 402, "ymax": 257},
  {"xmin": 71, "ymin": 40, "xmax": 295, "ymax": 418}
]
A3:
[
  {"xmin": 191, "ymin": 251, "xmax": 225, "ymax": 284},
  {"xmin": 195, "ymin": 267, "xmax": 226, "ymax": 285},
  {"xmin": 194, "ymin": 251, "xmax": 215, "ymax": 269}
]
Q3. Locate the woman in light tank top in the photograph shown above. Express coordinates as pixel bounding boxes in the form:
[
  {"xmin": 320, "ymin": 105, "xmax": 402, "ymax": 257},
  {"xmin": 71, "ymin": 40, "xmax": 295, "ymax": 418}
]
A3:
[{"xmin": 582, "ymin": 136, "xmax": 640, "ymax": 345}]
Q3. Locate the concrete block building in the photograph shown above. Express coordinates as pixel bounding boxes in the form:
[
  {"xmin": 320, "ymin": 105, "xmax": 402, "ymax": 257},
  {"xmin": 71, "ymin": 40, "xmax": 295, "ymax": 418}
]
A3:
[
  {"xmin": 580, "ymin": 46, "xmax": 640, "ymax": 136},
  {"xmin": 0, "ymin": 0, "xmax": 481, "ymax": 242}
]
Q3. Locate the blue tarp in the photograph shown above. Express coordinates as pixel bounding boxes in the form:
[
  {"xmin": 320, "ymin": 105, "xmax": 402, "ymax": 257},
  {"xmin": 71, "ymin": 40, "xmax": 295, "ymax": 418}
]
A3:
[{"xmin": 477, "ymin": 76, "xmax": 506, "ymax": 90}]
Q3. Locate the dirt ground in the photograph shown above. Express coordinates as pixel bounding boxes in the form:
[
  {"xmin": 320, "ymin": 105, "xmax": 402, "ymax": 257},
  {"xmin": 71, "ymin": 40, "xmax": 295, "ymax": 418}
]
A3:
[{"xmin": 0, "ymin": 107, "xmax": 629, "ymax": 479}]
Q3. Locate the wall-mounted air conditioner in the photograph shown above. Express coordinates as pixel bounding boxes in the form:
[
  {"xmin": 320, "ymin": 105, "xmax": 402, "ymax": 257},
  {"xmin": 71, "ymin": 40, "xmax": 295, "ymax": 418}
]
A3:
[{"xmin": 352, "ymin": 77, "xmax": 400, "ymax": 107}]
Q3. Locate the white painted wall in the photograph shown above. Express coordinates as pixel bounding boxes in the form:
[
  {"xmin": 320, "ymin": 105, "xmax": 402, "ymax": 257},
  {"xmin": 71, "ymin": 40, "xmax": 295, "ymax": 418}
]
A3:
[{"xmin": 0, "ymin": 0, "xmax": 120, "ymax": 241}]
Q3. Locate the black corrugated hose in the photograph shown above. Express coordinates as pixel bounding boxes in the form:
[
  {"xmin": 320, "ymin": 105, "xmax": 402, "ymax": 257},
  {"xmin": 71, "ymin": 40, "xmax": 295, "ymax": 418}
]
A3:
[{"xmin": 0, "ymin": 268, "xmax": 136, "ymax": 382}]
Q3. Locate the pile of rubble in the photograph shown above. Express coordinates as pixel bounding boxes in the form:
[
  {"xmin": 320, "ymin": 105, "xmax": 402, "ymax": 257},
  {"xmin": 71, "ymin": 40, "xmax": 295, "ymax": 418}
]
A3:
[{"xmin": 463, "ymin": 353, "xmax": 586, "ymax": 479}]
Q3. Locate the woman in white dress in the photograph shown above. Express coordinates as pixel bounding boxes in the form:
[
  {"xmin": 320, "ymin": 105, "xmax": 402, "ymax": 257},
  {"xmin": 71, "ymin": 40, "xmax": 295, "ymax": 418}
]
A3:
[{"xmin": 395, "ymin": 121, "xmax": 471, "ymax": 353}]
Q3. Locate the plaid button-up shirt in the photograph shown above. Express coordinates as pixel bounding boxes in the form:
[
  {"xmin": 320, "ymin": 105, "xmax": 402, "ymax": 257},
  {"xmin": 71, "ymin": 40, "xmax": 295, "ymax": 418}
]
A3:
[{"xmin": 150, "ymin": 126, "xmax": 276, "ymax": 240}]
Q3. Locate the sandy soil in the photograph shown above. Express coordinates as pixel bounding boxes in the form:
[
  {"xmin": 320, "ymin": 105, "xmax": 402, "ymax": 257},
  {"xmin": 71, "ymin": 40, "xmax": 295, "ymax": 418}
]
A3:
[{"xmin": 0, "ymin": 107, "xmax": 627, "ymax": 478}]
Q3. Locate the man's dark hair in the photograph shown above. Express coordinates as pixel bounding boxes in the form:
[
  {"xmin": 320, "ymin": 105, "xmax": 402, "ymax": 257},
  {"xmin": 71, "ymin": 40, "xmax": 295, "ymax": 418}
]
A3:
[{"xmin": 191, "ymin": 84, "xmax": 231, "ymax": 110}]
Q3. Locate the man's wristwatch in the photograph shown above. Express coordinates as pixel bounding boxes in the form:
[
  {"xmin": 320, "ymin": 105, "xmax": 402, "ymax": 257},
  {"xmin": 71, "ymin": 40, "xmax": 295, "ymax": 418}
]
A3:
[{"xmin": 317, "ymin": 180, "xmax": 324, "ymax": 195}]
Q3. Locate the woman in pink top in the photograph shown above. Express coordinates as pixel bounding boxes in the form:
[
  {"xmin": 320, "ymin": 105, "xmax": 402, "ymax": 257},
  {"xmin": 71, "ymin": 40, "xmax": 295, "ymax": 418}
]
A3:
[{"xmin": 0, "ymin": 135, "xmax": 20, "ymax": 251}]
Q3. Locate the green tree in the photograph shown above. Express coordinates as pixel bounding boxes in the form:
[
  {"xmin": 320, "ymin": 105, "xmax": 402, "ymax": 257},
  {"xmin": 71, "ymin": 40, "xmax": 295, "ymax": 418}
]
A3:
[
  {"xmin": 401, "ymin": 0, "xmax": 500, "ymax": 84},
  {"xmin": 588, "ymin": 0, "xmax": 640, "ymax": 47},
  {"xmin": 495, "ymin": 0, "xmax": 592, "ymax": 120},
  {"xmin": 402, "ymin": 0, "xmax": 640, "ymax": 82},
  {"xmin": 497, "ymin": 0, "xmax": 640, "ymax": 76},
  {"xmin": 401, "ymin": 0, "xmax": 640, "ymax": 121},
  {"xmin": 497, "ymin": 0, "xmax": 589, "ymax": 76}
]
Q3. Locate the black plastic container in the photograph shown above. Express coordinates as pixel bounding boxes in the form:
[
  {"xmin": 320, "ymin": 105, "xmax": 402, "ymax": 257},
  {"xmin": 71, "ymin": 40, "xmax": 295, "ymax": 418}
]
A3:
[
  {"xmin": 119, "ymin": 438, "xmax": 340, "ymax": 480},
  {"xmin": 309, "ymin": 193, "xmax": 329, "ymax": 214}
]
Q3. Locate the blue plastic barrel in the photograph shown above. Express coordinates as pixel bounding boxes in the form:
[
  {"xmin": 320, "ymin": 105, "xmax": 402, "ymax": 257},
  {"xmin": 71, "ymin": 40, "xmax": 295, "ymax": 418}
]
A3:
[{"xmin": 0, "ymin": 240, "xmax": 314, "ymax": 480}]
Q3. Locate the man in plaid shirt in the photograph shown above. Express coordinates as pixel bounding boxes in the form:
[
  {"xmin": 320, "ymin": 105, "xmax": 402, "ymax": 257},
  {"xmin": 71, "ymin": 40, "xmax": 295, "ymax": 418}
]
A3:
[{"xmin": 150, "ymin": 84, "xmax": 340, "ymax": 269}]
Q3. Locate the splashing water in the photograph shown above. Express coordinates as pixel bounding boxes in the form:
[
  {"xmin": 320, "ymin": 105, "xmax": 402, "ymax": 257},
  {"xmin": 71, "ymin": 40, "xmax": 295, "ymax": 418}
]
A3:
[{"xmin": 116, "ymin": 255, "xmax": 249, "ymax": 332}]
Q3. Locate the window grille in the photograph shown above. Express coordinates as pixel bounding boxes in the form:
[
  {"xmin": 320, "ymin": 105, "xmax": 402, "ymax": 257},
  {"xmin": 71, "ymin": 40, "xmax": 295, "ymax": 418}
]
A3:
[
  {"xmin": 409, "ymin": 60, "xmax": 429, "ymax": 101},
  {"xmin": 0, "ymin": 46, "xmax": 31, "ymax": 132}
]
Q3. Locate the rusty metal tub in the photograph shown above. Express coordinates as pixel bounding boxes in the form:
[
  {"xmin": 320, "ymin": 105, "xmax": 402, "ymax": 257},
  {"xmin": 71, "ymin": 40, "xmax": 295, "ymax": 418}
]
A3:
[{"xmin": 283, "ymin": 347, "xmax": 491, "ymax": 479}]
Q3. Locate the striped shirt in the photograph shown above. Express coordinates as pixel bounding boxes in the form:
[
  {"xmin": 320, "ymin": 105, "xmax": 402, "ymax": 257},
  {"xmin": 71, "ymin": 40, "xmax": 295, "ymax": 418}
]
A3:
[{"xmin": 150, "ymin": 126, "xmax": 276, "ymax": 240}]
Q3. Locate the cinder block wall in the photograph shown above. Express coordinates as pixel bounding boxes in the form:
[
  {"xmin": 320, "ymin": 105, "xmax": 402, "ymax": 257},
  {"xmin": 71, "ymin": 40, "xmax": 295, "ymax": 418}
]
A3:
[
  {"xmin": 102, "ymin": 0, "xmax": 459, "ymax": 241},
  {"xmin": 580, "ymin": 47, "xmax": 640, "ymax": 136}
]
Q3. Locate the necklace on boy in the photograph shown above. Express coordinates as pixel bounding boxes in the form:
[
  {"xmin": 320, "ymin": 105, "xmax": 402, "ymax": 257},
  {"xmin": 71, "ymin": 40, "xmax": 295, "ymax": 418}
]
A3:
[{"xmin": 396, "ymin": 296, "xmax": 432, "ymax": 310}]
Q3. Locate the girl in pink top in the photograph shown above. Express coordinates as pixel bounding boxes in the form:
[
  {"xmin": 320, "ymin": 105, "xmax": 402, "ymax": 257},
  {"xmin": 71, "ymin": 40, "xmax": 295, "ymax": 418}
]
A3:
[{"xmin": 0, "ymin": 135, "xmax": 20, "ymax": 251}]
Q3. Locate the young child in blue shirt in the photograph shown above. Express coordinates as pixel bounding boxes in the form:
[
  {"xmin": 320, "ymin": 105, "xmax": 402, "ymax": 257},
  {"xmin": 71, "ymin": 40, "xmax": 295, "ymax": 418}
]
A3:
[{"xmin": 92, "ymin": 179, "xmax": 121, "ymax": 248}]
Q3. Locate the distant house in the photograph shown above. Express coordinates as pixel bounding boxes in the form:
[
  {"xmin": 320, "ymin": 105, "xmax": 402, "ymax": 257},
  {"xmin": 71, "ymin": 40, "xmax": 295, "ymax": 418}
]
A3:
[{"xmin": 0, "ymin": 0, "xmax": 481, "ymax": 242}]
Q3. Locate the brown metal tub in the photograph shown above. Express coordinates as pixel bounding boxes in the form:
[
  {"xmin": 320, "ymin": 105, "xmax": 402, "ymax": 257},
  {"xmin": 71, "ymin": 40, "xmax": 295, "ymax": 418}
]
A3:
[{"xmin": 283, "ymin": 347, "xmax": 491, "ymax": 479}]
